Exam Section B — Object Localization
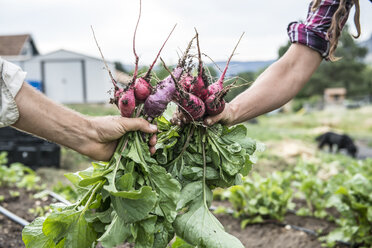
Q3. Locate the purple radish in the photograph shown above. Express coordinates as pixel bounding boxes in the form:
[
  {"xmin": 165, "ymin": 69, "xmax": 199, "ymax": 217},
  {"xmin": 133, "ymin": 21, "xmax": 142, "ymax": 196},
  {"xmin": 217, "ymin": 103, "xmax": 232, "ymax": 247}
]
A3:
[{"xmin": 134, "ymin": 24, "xmax": 177, "ymax": 102}]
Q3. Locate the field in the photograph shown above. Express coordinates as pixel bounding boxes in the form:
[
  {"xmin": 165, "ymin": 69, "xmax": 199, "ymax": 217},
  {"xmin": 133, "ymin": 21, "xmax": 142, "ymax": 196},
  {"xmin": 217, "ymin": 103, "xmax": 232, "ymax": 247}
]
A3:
[{"xmin": 1, "ymin": 104, "xmax": 372, "ymax": 248}]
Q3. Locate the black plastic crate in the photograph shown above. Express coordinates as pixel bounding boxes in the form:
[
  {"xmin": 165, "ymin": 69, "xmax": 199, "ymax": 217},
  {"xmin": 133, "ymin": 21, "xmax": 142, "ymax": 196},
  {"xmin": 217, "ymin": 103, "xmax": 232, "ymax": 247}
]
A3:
[{"xmin": 0, "ymin": 127, "xmax": 60, "ymax": 169}]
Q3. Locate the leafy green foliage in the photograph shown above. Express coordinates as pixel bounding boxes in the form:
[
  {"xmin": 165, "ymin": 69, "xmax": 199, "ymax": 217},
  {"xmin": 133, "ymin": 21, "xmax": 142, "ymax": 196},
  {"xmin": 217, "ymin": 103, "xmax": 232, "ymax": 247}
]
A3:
[
  {"xmin": 292, "ymin": 161, "xmax": 330, "ymax": 219},
  {"xmin": 52, "ymin": 181, "xmax": 78, "ymax": 202},
  {"xmin": 114, "ymin": 61, "xmax": 127, "ymax": 73},
  {"xmin": 172, "ymin": 237, "xmax": 195, "ymax": 248},
  {"xmin": 0, "ymin": 152, "xmax": 44, "ymax": 191},
  {"xmin": 224, "ymin": 152, "xmax": 372, "ymax": 247},
  {"xmin": 224, "ymin": 71, "xmax": 256, "ymax": 102},
  {"xmin": 23, "ymin": 116, "xmax": 257, "ymax": 247},
  {"xmin": 320, "ymin": 160, "xmax": 372, "ymax": 247},
  {"xmin": 228, "ymin": 171, "xmax": 294, "ymax": 227}
]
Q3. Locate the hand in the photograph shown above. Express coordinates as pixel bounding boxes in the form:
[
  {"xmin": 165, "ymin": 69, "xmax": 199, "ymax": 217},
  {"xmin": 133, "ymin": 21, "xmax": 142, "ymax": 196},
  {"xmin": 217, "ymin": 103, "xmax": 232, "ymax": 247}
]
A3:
[
  {"xmin": 203, "ymin": 103, "xmax": 234, "ymax": 126},
  {"xmin": 171, "ymin": 103, "xmax": 234, "ymax": 127},
  {"xmin": 86, "ymin": 116, "xmax": 158, "ymax": 161}
]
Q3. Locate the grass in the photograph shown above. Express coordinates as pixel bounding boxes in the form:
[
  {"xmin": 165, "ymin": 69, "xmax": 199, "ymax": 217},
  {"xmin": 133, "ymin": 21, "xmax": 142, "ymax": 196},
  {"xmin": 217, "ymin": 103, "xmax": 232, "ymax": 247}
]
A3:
[
  {"xmin": 243, "ymin": 105, "xmax": 372, "ymax": 175},
  {"xmin": 66, "ymin": 103, "xmax": 119, "ymax": 116},
  {"xmin": 246, "ymin": 106, "xmax": 372, "ymax": 143}
]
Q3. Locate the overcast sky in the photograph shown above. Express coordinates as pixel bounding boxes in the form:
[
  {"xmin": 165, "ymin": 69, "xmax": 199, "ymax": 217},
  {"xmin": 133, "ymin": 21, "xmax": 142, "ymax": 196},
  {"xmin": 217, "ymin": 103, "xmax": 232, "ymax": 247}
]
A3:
[{"xmin": 1, "ymin": 0, "xmax": 372, "ymax": 65}]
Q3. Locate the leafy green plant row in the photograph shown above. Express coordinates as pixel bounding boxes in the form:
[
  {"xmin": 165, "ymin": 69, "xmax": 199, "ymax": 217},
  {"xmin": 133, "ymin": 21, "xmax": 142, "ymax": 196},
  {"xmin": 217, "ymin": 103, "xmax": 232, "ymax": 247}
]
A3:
[
  {"xmin": 222, "ymin": 156, "xmax": 372, "ymax": 247},
  {"xmin": 0, "ymin": 152, "xmax": 44, "ymax": 191}
]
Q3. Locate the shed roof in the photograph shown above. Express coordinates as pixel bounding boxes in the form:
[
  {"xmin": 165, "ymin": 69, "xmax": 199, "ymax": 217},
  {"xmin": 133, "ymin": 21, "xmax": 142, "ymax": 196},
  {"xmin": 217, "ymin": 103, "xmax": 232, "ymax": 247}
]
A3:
[{"xmin": 0, "ymin": 34, "xmax": 38, "ymax": 56}]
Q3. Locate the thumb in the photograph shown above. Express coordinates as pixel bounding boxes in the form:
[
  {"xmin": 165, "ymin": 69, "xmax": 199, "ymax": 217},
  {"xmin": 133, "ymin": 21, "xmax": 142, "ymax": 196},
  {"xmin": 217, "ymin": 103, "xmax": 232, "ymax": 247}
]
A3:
[
  {"xmin": 204, "ymin": 114, "xmax": 221, "ymax": 126},
  {"xmin": 121, "ymin": 117, "xmax": 158, "ymax": 133}
]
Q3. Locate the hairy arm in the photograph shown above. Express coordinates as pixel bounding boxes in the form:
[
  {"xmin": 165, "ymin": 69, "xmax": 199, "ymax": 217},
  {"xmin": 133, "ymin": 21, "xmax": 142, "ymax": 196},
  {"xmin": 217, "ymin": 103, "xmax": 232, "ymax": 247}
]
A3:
[
  {"xmin": 12, "ymin": 83, "xmax": 157, "ymax": 161},
  {"xmin": 206, "ymin": 44, "xmax": 322, "ymax": 126}
]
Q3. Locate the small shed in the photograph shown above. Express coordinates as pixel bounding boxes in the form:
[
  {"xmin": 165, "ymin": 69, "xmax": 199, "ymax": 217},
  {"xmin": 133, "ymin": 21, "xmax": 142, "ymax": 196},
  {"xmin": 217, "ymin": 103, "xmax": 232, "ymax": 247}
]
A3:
[
  {"xmin": 23, "ymin": 49, "xmax": 117, "ymax": 104},
  {"xmin": 0, "ymin": 34, "xmax": 39, "ymax": 64},
  {"xmin": 324, "ymin": 88, "xmax": 347, "ymax": 105}
]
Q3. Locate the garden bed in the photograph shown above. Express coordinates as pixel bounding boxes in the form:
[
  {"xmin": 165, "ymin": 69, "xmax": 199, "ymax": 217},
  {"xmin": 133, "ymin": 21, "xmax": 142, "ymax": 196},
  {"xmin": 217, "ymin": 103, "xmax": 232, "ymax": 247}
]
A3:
[
  {"xmin": 0, "ymin": 186, "xmax": 135, "ymax": 248},
  {"xmin": 0, "ymin": 186, "xmax": 56, "ymax": 247},
  {"xmin": 212, "ymin": 200, "xmax": 347, "ymax": 248},
  {"xmin": 0, "ymin": 188, "xmax": 342, "ymax": 248}
]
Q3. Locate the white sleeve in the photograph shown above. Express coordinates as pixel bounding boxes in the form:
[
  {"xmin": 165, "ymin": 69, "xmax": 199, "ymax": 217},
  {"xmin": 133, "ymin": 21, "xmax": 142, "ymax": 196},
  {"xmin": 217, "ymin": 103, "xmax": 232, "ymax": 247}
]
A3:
[{"xmin": 0, "ymin": 57, "xmax": 27, "ymax": 127}]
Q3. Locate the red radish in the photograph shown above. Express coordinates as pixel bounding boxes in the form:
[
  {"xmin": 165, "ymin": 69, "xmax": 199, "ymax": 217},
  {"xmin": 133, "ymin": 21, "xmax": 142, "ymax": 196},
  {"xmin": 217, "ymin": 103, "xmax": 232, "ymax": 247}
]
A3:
[
  {"xmin": 118, "ymin": 87, "xmax": 136, "ymax": 117},
  {"xmin": 133, "ymin": 78, "xmax": 152, "ymax": 102},
  {"xmin": 160, "ymin": 58, "xmax": 205, "ymax": 121},
  {"xmin": 91, "ymin": 0, "xmax": 143, "ymax": 117},
  {"xmin": 114, "ymin": 0, "xmax": 143, "ymax": 117},
  {"xmin": 207, "ymin": 33, "xmax": 244, "ymax": 97},
  {"xmin": 206, "ymin": 78, "xmax": 244, "ymax": 116},
  {"xmin": 179, "ymin": 73, "xmax": 194, "ymax": 92},
  {"xmin": 189, "ymin": 29, "xmax": 209, "ymax": 101},
  {"xmin": 205, "ymin": 94, "xmax": 225, "ymax": 116},
  {"xmin": 134, "ymin": 24, "xmax": 177, "ymax": 102},
  {"xmin": 204, "ymin": 33, "xmax": 244, "ymax": 116},
  {"xmin": 177, "ymin": 92, "xmax": 205, "ymax": 120}
]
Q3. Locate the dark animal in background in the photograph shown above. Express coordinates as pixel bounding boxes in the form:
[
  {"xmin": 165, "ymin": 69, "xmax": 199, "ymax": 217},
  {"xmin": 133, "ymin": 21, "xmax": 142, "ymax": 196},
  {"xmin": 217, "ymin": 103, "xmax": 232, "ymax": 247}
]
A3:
[{"xmin": 316, "ymin": 132, "xmax": 358, "ymax": 158}]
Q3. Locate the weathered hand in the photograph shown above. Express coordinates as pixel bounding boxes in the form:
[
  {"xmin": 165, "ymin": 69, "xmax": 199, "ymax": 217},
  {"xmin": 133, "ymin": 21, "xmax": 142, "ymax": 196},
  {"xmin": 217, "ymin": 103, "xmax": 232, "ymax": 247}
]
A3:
[
  {"xmin": 203, "ymin": 103, "xmax": 234, "ymax": 126},
  {"xmin": 171, "ymin": 103, "xmax": 234, "ymax": 127},
  {"xmin": 87, "ymin": 116, "xmax": 157, "ymax": 161}
]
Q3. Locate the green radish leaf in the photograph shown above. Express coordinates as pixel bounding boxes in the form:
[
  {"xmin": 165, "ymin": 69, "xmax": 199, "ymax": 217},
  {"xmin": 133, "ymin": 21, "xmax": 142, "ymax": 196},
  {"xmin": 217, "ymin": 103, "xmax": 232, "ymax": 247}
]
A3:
[
  {"xmin": 176, "ymin": 181, "xmax": 203, "ymax": 210},
  {"xmin": 132, "ymin": 215, "xmax": 157, "ymax": 248},
  {"xmin": 174, "ymin": 195, "xmax": 244, "ymax": 248},
  {"xmin": 109, "ymin": 186, "xmax": 157, "ymax": 223},
  {"xmin": 220, "ymin": 124, "xmax": 256, "ymax": 154},
  {"xmin": 172, "ymin": 236, "xmax": 196, "ymax": 248},
  {"xmin": 148, "ymin": 165, "xmax": 181, "ymax": 222},
  {"xmin": 64, "ymin": 213, "xmax": 96, "ymax": 248},
  {"xmin": 174, "ymin": 129, "xmax": 245, "ymax": 248},
  {"xmin": 182, "ymin": 166, "xmax": 219, "ymax": 181},
  {"xmin": 22, "ymin": 217, "xmax": 56, "ymax": 248},
  {"xmin": 85, "ymin": 207, "xmax": 113, "ymax": 224},
  {"xmin": 153, "ymin": 219, "xmax": 175, "ymax": 248},
  {"xmin": 42, "ymin": 209, "xmax": 96, "ymax": 248},
  {"xmin": 117, "ymin": 173, "xmax": 134, "ymax": 191},
  {"xmin": 98, "ymin": 213, "xmax": 132, "ymax": 248}
]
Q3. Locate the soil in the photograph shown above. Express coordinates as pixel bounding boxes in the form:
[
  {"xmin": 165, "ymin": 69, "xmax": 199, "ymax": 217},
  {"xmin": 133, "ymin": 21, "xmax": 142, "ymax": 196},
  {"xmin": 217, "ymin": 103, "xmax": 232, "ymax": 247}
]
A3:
[
  {"xmin": 0, "ymin": 189, "xmax": 344, "ymax": 248},
  {"xmin": 217, "ymin": 214, "xmax": 322, "ymax": 248},
  {"xmin": 0, "ymin": 186, "xmax": 56, "ymax": 248},
  {"xmin": 212, "ymin": 200, "xmax": 346, "ymax": 248}
]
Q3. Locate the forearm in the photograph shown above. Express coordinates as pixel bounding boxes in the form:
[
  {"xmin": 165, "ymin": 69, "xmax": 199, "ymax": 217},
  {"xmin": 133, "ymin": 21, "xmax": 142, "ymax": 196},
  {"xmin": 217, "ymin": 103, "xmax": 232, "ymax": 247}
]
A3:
[
  {"xmin": 12, "ymin": 83, "xmax": 96, "ymax": 156},
  {"xmin": 229, "ymin": 44, "xmax": 322, "ymax": 125}
]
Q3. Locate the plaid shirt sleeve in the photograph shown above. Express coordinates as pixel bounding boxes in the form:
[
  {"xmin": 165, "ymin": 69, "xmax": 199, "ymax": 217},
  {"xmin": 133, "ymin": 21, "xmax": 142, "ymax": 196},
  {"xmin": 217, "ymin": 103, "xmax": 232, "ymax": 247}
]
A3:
[{"xmin": 287, "ymin": 0, "xmax": 353, "ymax": 60}]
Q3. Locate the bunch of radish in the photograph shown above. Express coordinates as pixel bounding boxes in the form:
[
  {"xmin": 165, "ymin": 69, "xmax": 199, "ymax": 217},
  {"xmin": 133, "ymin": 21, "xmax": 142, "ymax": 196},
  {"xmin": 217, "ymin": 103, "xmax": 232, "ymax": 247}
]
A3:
[
  {"xmin": 92, "ymin": 0, "xmax": 177, "ymax": 119},
  {"xmin": 92, "ymin": 0, "xmax": 244, "ymax": 123},
  {"xmin": 153, "ymin": 30, "xmax": 245, "ymax": 122}
]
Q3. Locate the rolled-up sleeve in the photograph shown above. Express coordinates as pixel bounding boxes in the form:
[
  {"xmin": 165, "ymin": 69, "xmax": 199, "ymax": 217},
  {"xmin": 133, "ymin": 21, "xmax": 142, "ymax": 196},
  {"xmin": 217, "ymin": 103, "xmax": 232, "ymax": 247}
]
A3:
[
  {"xmin": 287, "ymin": 0, "xmax": 352, "ymax": 60},
  {"xmin": 0, "ymin": 58, "xmax": 26, "ymax": 127}
]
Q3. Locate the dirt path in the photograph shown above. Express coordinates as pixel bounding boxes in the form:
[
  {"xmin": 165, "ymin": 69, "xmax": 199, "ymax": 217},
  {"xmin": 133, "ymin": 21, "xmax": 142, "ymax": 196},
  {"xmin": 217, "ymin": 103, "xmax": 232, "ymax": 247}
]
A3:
[{"xmin": 356, "ymin": 141, "xmax": 372, "ymax": 159}]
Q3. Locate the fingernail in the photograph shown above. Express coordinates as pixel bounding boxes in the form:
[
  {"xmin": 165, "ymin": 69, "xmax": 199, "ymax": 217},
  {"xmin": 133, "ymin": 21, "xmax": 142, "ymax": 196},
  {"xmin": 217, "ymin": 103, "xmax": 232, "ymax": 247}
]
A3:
[
  {"xmin": 205, "ymin": 119, "xmax": 212, "ymax": 125},
  {"xmin": 149, "ymin": 124, "xmax": 157, "ymax": 131}
]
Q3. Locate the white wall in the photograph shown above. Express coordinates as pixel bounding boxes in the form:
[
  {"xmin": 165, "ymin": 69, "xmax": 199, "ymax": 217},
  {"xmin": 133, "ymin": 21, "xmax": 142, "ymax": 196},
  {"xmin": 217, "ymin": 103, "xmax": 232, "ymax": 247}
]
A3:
[
  {"xmin": 22, "ymin": 50, "xmax": 114, "ymax": 104},
  {"xmin": 85, "ymin": 59, "xmax": 112, "ymax": 102},
  {"xmin": 44, "ymin": 61, "xmax": 84, "ymax": 103}
]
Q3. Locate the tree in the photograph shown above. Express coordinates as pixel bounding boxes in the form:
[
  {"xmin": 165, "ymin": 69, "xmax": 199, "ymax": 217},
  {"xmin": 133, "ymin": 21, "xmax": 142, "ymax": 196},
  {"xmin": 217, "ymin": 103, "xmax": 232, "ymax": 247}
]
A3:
[
  {"xmin": 225, "ymin": 71, "xmax": 256, "ymax": 102},
  {"xmin": 278, "ymin": 41, "xmax": 291, "ymax": 58},
  {"xmin": 114, "ymin": 61, "xmax": 128, "ymax": 73}
]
